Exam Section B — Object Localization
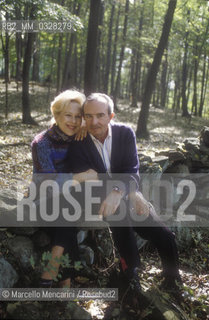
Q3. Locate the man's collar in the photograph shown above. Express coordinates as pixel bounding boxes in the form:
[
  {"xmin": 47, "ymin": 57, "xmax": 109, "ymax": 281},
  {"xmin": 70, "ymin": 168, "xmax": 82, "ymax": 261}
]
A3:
[{"xmin": 107, "ymin": 123, "xmax": 112, "ymax": 138}]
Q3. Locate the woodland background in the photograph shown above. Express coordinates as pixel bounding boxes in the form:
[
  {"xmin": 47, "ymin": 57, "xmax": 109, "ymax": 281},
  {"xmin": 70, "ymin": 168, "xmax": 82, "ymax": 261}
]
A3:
[
  {"xmin": 1, "ymin": 0, "xmax": 209, "ymax": 135},
  {"xmin": 0, "ymin": 0, "xmax": 209, "ymax": 319}
]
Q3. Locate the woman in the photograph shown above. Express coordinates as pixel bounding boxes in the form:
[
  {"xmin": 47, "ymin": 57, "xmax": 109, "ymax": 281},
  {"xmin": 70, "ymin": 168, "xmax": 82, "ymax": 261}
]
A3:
[{"xmin": 32, "ymin": 89, "xmax": 97, "ymax": 287}]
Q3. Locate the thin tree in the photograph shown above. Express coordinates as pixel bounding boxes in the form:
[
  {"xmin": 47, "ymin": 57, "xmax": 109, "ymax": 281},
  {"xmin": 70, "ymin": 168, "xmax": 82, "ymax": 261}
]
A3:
[
  {"xmin": 181, "ymin": 30, "xmax": 190, "ymax": 118},
  {"xmin": 111, "ymin": 3, "xmax": 121, "ymax": 96},
  {"xmin": 131, "ymin": 0, "xmax": 144, "ymax": 108},
  {"xmin": 95, "ymin": 2, "xmax": 104, "ymax": 91},
  {"xmin": 62, "ymin": 2, "xmax": 81, "ymax": 90},
  {"xmin": 32, "ymin": 34, "xmax": 40, "ymax": 82},
  {"xmin": 1, "ymin": 30, "xmax": 10, "ymax": 118},
  {"xmin": 84, "ymin": 0, "xmax": 102, "ymax": 95},
  {"xmin": 136, "ymin": 0, "xmax": 177, "ymax": 139},
  {"xmin": 15, "ymin": 32, "xmax": 22, "ymax": 86},
  {"xmin": 160, "ymin": 49, "xmax": 168, "ymax": 108},
  {"xmin": 22, "ymin": 1, "xmax": 39, "ymax": 124},
  {"xmin": 15, "ymin": 4, "xmax": 22, "ymax": 89},
  {"xmin": 104, "ymin": 2, "xmax": 115, "ymax": 93},
  {"xmin": 22, "ymin": 32, "xmax": 37, "ymax": 124},
  {"xmin": 56, "ymin": 32, "xmax": 64, "ymax": 93},
  {"xmin": 199, "ymin": 50, "xmax": 209, "ymax": 117},
  {"xmin": 113, "ymin": 0, "xmax": 129, "ymax": 109},
  {"xmin": 56, "ymin": 0, "xmax": 65, "ymax": 93}
]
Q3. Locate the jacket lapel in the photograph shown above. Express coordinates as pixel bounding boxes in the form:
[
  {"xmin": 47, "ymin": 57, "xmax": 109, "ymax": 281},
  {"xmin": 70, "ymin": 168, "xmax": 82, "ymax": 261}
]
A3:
[
  {"xmin": 85, "ymin": 134, "xmax": 106, "ymax": 173},
  {"xmin": 110, "ymin": 124, "xmax": 117, "ymax": 172}
]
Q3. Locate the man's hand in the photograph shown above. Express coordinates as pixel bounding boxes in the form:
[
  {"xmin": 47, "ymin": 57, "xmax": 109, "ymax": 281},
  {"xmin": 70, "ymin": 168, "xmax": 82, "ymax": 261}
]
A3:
[
  {"xmin": 129, "ymin": 191, "xmax": 150, "ymax": 216},
  {"xmin": 99, "ymin": 190, "xmax": 123, "ymax": 217}
]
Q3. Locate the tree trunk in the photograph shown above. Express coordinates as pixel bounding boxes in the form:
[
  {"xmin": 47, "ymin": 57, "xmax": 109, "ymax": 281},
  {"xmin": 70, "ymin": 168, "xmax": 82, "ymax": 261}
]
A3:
[
  {"xmin": 62, "ymin": 2, "xmax": 80, "ymax": 90},
  {"xmin": 140, "ymin": 67, "xmax": 146, "ymax": 100},
  {"xmin": 5, "ymin": 33, "xmax": 9, "ymax": 118},
  {"xmin": 160, "ymin": 49, "xmax": 168, "ymax": 108},
  {"xmin": 14, "ymin": 4, "xmax": 22, "ymax": 89},
  {"xmin": 131, "ymin": 0, "xmax": 144, "ymax": 108},
  {"xmin": 56, "ymin": 0, "xmax": 65, "ymax": 93},
  {"xmin": 165, "ymin": 72, "xmax": 170, "ymax": 108},
  {"xmin": 173, "ymin": 74, "xmax": 181, "ymax": 119},
  {"xmin": 1, "ymin": 19, "xmax": 10, "ymax": 118},
  {"xmin": 130, "ymin": 53, "xmax": 136, "ymax": 102},
  {"xmin": 113, "ymin": 0, "xmax": 129, "ymax": 109},
  {"xmin": 79, "ymin": 44, "xmax": 84, "ymax": 88},
  {"xmin": 111, "ymin": 3, "xmax": 121, "ymax": 96},
  {"xmin": 104, "ymin": 3, "xmax": 115, "ymax": 93},
  {"xmin": 46, "ymin": 36, "xmax": 56, "ymax": 103},
  {"xmin": 95, "ymin": 2, "xmax": 105, "ymax": 92},
  {"xmin": 56, "ymin": 33, "xmax": 63, "ymax": 93},
  {"xmin": 199, "ymin": 50, "xmax": 209, "ymax": 117},
  {"xmin": 181, "ymin": 39, "xmax": 189, "ymax": 118},
  {"xmin": 84, "ymin": 0, "xmax": 102, "ymax": 96},
  {"xmin": 15, "ymin": 33, "xmax": 22, "ymax": 84},
  {"xmin": 156, "ymin": 81, "xmax": 160, "ymax": 106},
  {"xmin": 186, "ymin": 65, "xmax": 192, "ymax": 105},
  {"xmin": 136, "ymin": 0, "xmax": 177, "ymax": 139},
  {"xmin": 32, "ymin": 34, "xmax": 40, "ymax": 82},
  {"xmin": 192, "ymin": 43, "xmax": 199, "ymax": 116},
  {"xmin": 181, "ymin": 11, "xmax": 190, "ymax": 118},
  {"xmin": 73, "ymin": 34, "xmax": 78, "ymax": 87},
  {"xmin": 62, "ymin": 33, "xmax": 75, "ymax": 89},
  {"xmin": 22, "ymin": 32, "xmax": 36, "ymax": 124}
]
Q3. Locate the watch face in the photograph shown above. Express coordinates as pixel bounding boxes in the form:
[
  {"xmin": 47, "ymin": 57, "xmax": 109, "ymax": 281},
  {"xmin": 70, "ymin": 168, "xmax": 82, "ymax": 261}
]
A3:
[{"xmin": 113, "ymin": 186, "xmax": 124, "ymax": 196}]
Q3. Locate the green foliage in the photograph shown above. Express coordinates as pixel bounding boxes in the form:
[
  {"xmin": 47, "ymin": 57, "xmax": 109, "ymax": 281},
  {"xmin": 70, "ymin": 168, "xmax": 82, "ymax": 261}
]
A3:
[
  {"xmin": 29, "ymin": 250, "xmax": 83, "ymax": 282},
  {"xmin": 1, "ymin": 0, "xmax": 209, "ymax": 119},
  {"xmin": 1, "ymin": 0, "xmax": 83, "ymax": 31},
  {"xmin": 29, "ymin": 255, "xmax": 35, "ymax": 269},
  {"xmin": 74, "ymin": 260, "xmax": 83, "ymax": 271}
]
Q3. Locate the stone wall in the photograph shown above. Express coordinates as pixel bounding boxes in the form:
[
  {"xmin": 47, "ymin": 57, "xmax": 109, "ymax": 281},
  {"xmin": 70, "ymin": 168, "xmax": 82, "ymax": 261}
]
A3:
[
  {"xmin": 0, "ymin": 127, "xmax": 209, "ymax": 290},
  {"xmin": 139, "ymin": 126, "xmax": 209, "ymax": 220}
]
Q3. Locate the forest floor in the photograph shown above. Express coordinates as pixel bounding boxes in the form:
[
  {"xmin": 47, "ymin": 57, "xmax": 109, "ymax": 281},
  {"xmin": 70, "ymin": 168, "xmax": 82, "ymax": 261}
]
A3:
[{"xmin": 0, "ymin": 81, "xmax": 209, "ymax": 319}]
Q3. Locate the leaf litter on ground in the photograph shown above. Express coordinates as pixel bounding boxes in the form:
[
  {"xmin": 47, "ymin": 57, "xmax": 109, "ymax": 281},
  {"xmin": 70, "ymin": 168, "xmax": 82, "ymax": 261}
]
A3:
[{"xmin": 0, "ymin": 82, "xmax": 209, "ymax": 319}]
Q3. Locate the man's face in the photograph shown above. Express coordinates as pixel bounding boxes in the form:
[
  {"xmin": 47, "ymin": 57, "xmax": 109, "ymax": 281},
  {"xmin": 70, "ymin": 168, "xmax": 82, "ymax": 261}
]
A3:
[{"xmin": 84, "ymin": 99, "xmax": 114, "ymax": 142}]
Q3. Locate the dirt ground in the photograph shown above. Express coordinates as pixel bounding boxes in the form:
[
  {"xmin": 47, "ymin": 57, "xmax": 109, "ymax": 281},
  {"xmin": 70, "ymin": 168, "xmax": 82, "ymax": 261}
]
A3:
[{"xmin": 0, "ymin": 81, "xmax": 209, "ymax": 319}]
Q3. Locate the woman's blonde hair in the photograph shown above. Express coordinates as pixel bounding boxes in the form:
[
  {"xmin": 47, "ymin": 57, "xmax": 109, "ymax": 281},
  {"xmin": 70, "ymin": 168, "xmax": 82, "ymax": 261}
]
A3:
[{"xmin": 51, "ymin": 90, "xmax": 85, "ymax": 121}]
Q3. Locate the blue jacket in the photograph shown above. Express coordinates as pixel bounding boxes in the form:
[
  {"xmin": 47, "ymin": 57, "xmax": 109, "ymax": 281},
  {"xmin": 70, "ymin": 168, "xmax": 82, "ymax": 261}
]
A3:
[{"xmin": 65, "ymin": 123, "xmax": 140, "ymax": 194}]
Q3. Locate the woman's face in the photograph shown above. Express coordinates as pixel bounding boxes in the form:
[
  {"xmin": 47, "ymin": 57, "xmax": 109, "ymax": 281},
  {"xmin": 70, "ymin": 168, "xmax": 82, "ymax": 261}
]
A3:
[{"xmin": 56, "ymin": 102, "xmax": 82, "ymax": 136}]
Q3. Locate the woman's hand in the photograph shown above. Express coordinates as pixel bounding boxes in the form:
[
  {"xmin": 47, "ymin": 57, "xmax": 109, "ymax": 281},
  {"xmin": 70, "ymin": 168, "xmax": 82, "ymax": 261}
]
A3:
[
  {"xmin": 73, "ymin": 169, "xmax": 98, "ymax": 184},
  {"xmin": 84, "ymin": 169, "xmax": 98, "ymax": 181},
  {"xmin": 75, "ymin": 123, "xmax": 87, "ymax": 141}
]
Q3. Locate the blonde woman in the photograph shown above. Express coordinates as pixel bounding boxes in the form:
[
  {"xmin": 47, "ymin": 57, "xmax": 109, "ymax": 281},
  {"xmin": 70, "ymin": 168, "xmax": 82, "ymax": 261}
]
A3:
[{"xmin": 31, "ymin": 90, "xmax": 97, "ymax": 287}]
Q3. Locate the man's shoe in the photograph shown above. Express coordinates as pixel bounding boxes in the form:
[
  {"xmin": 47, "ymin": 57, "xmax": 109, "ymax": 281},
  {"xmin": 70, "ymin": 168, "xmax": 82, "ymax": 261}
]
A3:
[
  {"xmin": 122, "ymin": 268, "xmax": 151, "ymax": 309},
  {"xmin": 160, "ymin": 274, "xmax": 182, "ymax": 292},
  {"xmin": 124, "ymin": 268, "xmax": 141, "ymax": 294},
  {"xmin": 159, "ymin": 274, "xmax": 185, "ymax": 302}
]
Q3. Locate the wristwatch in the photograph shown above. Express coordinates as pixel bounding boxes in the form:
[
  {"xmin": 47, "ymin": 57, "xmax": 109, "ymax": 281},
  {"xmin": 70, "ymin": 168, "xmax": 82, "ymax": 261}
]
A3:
[{"xmin": 112, "ymin": 186, "xmax": 124, "ymax": 196}]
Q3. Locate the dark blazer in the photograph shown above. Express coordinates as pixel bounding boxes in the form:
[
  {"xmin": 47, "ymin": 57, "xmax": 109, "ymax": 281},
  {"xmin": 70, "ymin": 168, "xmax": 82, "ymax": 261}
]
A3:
[{"xmin": 66, "ymin": 123, "xmax": 140, "ymax": 194}]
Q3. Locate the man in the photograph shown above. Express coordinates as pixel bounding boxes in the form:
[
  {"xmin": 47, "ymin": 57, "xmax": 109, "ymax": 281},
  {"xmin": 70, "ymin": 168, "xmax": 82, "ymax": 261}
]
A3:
[{"xmin": 66, "ymin": 93, "xmax": 181, "ymax": 294}]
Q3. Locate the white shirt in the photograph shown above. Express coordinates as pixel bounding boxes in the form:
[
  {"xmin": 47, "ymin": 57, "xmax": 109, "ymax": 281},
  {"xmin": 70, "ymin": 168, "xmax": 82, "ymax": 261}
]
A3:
[{"xmin": 90, "ymin": 124, "xmax": 112, "ymax": 174}]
